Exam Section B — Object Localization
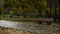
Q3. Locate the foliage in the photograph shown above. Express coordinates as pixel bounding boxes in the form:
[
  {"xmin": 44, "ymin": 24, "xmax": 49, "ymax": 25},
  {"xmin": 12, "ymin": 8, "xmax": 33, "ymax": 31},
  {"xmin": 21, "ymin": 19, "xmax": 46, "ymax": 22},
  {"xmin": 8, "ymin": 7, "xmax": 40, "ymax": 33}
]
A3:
[{"xmin": 0, "ymin": 0, "xmax": 60, "ymax": 19}]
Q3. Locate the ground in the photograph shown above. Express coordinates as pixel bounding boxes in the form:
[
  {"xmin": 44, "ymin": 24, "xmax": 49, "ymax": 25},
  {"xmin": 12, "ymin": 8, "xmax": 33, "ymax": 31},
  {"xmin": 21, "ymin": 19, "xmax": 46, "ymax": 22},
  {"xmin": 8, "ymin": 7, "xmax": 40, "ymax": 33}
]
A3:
[{"xmin": 0, "ymin": 20, "xmax": 60, "ymax": 34}]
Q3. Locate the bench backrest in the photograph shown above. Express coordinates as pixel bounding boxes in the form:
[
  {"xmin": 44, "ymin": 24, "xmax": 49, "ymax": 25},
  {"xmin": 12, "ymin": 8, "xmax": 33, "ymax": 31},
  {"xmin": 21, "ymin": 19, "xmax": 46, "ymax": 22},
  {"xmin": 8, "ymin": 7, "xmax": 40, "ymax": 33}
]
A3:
[{"xmin": 38, "ymin": 18, "xmax": 54, "ymax": 22}]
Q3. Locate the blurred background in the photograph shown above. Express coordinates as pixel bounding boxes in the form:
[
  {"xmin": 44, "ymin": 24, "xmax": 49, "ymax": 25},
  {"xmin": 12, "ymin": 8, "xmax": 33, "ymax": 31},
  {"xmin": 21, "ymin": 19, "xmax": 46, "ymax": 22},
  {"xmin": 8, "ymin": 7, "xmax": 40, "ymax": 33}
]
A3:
[
  {"xmin": 0, "ymin": 0, "xmax": 60, "ymax": 22},
  {"xmin": 0, "ymin": 0, "xmax": 60, "ymax": 34}
]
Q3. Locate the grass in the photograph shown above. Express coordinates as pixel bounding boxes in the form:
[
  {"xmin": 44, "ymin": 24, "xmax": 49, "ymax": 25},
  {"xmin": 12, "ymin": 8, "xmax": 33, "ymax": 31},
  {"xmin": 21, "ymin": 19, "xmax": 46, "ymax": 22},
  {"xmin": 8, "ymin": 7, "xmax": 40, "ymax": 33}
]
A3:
[{"xmin": 0, "ymin": 16, "xmax": 38, "ymax": 21}]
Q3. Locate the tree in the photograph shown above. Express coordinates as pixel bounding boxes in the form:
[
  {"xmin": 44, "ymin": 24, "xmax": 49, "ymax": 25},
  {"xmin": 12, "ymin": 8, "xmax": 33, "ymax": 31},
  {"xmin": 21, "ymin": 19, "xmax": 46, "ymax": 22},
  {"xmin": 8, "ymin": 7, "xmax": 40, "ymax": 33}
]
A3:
[{"xmin": 3, "ymin": 0, "xmax": 48, "ymax": 18}]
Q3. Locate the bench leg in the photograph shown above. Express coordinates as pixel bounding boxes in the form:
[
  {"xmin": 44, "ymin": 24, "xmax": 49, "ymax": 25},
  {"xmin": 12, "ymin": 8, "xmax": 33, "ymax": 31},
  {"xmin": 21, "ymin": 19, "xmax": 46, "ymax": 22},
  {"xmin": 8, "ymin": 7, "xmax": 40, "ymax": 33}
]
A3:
[
  {"xmin": 47, "ymin": 22, "xmax": 52, "ymax": 25},
  {"xmin": 37, "ymin": 21, "xmax": 42, "ymax": 24}
]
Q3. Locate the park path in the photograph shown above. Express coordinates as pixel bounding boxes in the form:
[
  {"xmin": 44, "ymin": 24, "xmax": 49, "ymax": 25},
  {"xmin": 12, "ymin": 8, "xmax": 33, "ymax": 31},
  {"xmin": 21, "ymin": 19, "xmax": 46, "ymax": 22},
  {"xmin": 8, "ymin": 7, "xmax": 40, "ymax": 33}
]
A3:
[{"xmin": 0, "ymin": 20, "xmax": 60, "ymax": 34}]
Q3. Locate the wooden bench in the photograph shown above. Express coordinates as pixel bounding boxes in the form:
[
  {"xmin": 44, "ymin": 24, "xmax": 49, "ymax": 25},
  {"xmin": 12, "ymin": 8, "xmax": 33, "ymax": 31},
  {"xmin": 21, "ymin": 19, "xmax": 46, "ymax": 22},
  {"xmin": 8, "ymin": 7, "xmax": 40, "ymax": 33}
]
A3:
[
  {"xmin": 37, "ymin": 18, "xmax": 55, "ymax": 25},
  {"xmin": 17, "ymin": 18, "xmax": 55, "ymax": 25}
]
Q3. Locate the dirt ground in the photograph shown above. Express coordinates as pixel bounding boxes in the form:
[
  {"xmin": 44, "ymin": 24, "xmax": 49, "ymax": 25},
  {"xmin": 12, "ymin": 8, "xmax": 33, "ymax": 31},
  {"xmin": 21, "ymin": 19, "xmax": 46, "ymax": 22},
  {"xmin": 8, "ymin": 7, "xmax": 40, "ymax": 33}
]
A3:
[{"xmin": 0, "ymin": 28, "xmax": 37, "ymax": 34}]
